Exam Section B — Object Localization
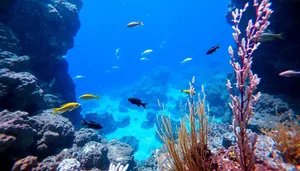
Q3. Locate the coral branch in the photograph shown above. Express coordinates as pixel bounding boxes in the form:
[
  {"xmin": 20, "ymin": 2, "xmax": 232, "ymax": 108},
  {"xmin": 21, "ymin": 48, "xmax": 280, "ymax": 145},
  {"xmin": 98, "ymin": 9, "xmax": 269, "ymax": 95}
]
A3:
[{"xmin": 227, "ymin": 0, "xmax": 273, "ymax": 170}]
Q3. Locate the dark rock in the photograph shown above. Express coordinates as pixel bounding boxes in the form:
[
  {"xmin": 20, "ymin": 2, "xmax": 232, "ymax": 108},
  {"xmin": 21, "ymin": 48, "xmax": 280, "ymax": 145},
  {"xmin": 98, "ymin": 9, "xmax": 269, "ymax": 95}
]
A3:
[
  {"xmin": 0, "ymin": 110, "xmax": 37, "ymax": 170},
  {"xmin": 222, "ymin": 132, "xmax": 236, "ymax": 149},
  {"xmin": 79, "ymin": 141, "xmax": 109, "ymax": 170},
  {"xmin": 119, "ymin": 136, "xmax": 139, "ymax": 152},
  {"xmin": 107, "ymin": 139, "xmax": 136, "ymax": 171},
  {"xmin": 6, "ymin": 0, "xmax": 81, "ymax": 58},
  {"xmin": 0, "ymin": 23, "xmax": 21, "ymax": 54},
  {"xmin": 0, "ymin": 68, "xmax": 45, "ymax": 113},
  {"xmin": 12, "ymin": 156, "xmax": 38, "ymax": 171},
  {"xmin": 0, "ymin": 110, "xmax": 37, "ymax": 156},
  {"xmin": 67, "ymin": 0, "xmax": 83, "ymax": 11},
  {"xmin": 137, "ymin": 154, "xmax": 158, "ymax": 171},
  {"xmin": 43, "ymin": 94, "xmax": 64, "ymax": 109},
  {"xmin": 0, "ymin": 133, "xmax": 15, "ymax": 153},
  {"xmin": 0, "ymin": 50, "xmax": 30, "ymax": 71},
  {"xmin": 116, "ymin": 115, "xmax": 130, "ymax": 128},
  {"xmin": 85, "ymin": 113, "xmax": 118, "ymax": 135},
  {"xmin": 74, "ymin": 128, "xmax": 107, "ymax": 147},
  {"xmin": 29, "ymin": 110, "xmax": 75, "ymax": 158},
  {"xmin": 250, "ymin": 93, "xmax": 290, "ymax": 132}
]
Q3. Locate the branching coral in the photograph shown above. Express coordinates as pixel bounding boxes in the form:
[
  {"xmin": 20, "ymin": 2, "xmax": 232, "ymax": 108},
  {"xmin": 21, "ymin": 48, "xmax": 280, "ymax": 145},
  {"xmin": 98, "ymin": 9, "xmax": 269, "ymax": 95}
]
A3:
[
  {"xmin": 260, "ymin": 110, "xmax": 300, "ymax": 165},
  {"xmin": 156, "ymin": 76, "xmax": 216, "ymax": 171},
  {"xmin": 108, "ymin": 163, "xmax": 129, "ymax": 171},
  {"xmin": 226, "ymin": 0, "xmax": 273, "ymax": 170}
]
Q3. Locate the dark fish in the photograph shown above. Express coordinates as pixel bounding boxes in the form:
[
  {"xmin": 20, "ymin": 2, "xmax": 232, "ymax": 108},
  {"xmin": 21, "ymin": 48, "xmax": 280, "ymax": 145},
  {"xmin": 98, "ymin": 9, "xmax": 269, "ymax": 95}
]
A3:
[
  {"xmin": 128, "ymin": 97, "xmax": 147, "ymax": 108},
  {"xmin": 81, "ymin": 119, "xmax": 103, "ymax": 129},
  {"xmin": 206, "ymin": 43, "xmax": 220, "ymax": 55}
]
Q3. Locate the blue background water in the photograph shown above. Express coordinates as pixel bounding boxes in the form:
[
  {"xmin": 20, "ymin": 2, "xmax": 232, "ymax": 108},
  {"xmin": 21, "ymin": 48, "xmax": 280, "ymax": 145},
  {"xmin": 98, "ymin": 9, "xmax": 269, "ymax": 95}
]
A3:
[{"xmin": 67, "ymin": 0, "xmax": 233, "ymax": 160}]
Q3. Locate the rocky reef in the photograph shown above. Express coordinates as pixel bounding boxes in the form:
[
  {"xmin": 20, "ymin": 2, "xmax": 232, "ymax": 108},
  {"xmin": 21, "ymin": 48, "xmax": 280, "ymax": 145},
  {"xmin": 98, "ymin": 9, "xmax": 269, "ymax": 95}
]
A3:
[
  {"xmin": 226, "ymin": 0, "xmax": 300, "ymax": 101},
  {"xmin": 0, "ymin": 0, "xmax": 82, "ymax": 125},
  {"xmin": 0, "ymin": 0, "xmax": 85, "ymax": 169}
]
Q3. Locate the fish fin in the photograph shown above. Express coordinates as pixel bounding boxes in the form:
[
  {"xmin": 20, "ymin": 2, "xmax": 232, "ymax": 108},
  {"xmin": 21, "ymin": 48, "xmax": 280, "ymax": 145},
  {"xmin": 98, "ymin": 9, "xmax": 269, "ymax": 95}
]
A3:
[
  {"xmin": 141, "ymin": 103, "xmax": 147, "ymax": 109},
  {"xmin": 81, "ymin": 119, "xmax": 87, "ymax": 125},
  {"xmin": 277, "ymin": 32, "xmax": 284, "ymax": 40},
  {"xmin": 137, "ymin": 103, "xmax": 140, "ymax": 107},
  {"xmin": 140, "ymin": 21, "xmax": 144, "ymax": 26},
  {"xmin": 53, "ymin": 108, "xmax": 60, "ymax": 115}
]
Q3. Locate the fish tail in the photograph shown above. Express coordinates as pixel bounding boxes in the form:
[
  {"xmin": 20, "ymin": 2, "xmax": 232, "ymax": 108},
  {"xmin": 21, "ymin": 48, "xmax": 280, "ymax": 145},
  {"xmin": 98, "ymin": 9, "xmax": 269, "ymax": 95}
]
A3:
[
  {"xmin": 180, "ymin": 89, "xmax": 184, "ymax": 93},
  {"xmin": 140, "ymin": 21, "xmax": 144, "ymax": 26},
  {"xmin": 96, "ymin": 95, "xmax": 100, "ymax": 99},
  {"xmin": 216, "ymin": 43, "xmax": 220, "ymax": 48},
  {"xmin": 277, "ymin": 32, "xmax": 284, "ymax": 40},
  {"xmin": 141, "ymin": 103, "xmax": 147, "ymax": 109},
  {"xmin": 53, "ymin": 108, "xmax": 60, "ymax": 115}
]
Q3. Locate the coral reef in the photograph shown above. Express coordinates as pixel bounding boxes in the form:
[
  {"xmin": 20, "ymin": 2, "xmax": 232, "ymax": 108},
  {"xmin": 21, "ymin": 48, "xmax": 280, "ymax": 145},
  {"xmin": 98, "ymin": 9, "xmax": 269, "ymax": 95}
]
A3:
[
  {"xmin": 74, "ymin": 128, "xmax": 107, "ymax": 147},
  {"xmin": 11, "ymin": 156, "xmax": 38, "ymax": 171},
  {"xmin": 0, "ymin": 110, "xmax": 76, "ymax": 169},
  {"xmin": 79, "ymin": 141, "xmax": 109, "ymax": 169},
  {"xmin": 29, "ymin": 110, "xmax": 75, "ymax": 158},
  {"xmin": 0, "ymin": 0, "xmax": 82, "ymax": 124}
]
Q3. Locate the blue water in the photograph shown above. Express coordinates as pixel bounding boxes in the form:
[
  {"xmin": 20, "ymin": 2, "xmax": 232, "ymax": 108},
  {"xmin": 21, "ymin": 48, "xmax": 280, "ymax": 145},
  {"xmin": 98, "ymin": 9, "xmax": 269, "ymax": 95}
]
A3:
[{"xmin": 67, "ymin": 0, "xmax": 233, "ymax": 160}]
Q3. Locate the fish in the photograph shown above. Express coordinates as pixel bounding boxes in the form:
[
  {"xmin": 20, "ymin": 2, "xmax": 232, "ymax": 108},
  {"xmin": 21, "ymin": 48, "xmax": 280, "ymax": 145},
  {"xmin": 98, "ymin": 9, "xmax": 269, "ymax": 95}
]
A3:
[
  {"xmin": 56, "ymin": 55, "xmax": 67, "ymax": 60},
  {"xmin": 128, "ymin": 97, "xmax": 147, "ymax": 109},
  {"xmin": 79, "ymin": 94, "xmax": 100, "ymax": 100},
  {"xmin": 140, "ymin": 57, "xmax": 150, "ymax": 61},
  {"xmin": 115, "ymin": 48, "xmax": 120, "ymax": 56},
  {"xmin": 112, "ymin": 66, "xmax": 120, "ymax": 69},
  {"xmin": 181, "ymin": 89, "xmax": 196, "ymax": 95},
  {"xmin": 279, "ymin": 70, "xmax": 300, "ymax": 77},
  {"xmin": 141, "ymin": 49, "xmax": 153, "ymax": 56},
  {"xmin": 127, "ymin": 21, "xmax": 143, "ymax": 28},
  {"xmin": 81, "ymin": 119, "xmax": 103, "ymax": 129},
  {"xmin": 53, "ymin": 102, "xmax": 81, "ymax": 115},
  {"xmin": 73, "ymin": 75, "xmax": 85, "ymax": 80},
  {"xmin": 206, "ymin": 43, "xmax": 220, "ymax": 55},
  {"xmin": 256, "ymin": 32, "xmax": 284, "ymax": 42},
  {"xmin": 180, "ymin": 58, "xmax": 192, "ymax": 65}
]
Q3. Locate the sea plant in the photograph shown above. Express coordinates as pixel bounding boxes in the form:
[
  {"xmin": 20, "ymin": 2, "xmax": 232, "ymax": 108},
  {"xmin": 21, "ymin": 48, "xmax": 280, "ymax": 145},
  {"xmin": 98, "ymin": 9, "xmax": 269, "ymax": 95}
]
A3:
[
  {"xmin": 260, "ymin": 109, "xmax": 300, "ymax": 165},
  {"xmin": 156, "ymin": 76, "xmax": 215, "ymax": 171},
  {"xmin": 226, "ymin": 0, "xmax": 273, "ymax": 170}
]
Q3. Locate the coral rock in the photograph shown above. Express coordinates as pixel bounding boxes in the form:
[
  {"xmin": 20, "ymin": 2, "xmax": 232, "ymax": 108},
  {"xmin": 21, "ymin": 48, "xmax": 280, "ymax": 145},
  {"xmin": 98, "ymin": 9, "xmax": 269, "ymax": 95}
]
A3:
[
  {"xmin": 12, "ymin": 156, "xmax": 38, "ymax": 171},
  {"xmin": 29, "ymin": 110, "xmax": 75, "ymax": 158},
  {"xmin": 57, "ymin": 158, "xmax": 81, "ymax": 171},
  {"xmin": 0, "ymin": 133, "xmax": 16, "ymax": 153},
  {"xmin": 74, "ymin": 128, "xmax": 107, "ymax": 147},
  {"xmin": 79, "ymin": 141, "xmax": 109, "ymax": 170},
  {"xmin": 107, "ymin": 139, "xmax": 136, "ymax": 171}
]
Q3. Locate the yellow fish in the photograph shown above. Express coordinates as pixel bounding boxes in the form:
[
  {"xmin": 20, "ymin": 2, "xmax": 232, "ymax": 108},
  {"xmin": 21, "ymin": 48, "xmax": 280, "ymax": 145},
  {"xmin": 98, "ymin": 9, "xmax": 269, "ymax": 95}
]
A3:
[
  {"xmin": 53, "ymin": 102, "xmax": 81, "ymax": 115},
  {"xmin": 79, "ymin": 94, "xmax": 100, "ymax": 100},
  {"xmin": 180, "ymin": 89, "xmax": 196, "ymax": 95}
]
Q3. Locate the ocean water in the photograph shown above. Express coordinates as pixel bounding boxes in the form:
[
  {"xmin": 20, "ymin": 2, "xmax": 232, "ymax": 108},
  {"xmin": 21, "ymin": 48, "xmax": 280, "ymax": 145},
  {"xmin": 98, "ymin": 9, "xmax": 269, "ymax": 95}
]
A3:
[{"xmin": 67, "ymin": 0, "xmax": 234, "ymax": 160}]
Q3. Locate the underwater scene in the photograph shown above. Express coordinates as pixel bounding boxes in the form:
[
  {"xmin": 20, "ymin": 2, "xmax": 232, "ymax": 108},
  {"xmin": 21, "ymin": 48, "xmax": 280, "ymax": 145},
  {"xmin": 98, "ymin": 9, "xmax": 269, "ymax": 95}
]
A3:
[{"xmin": 0, "ymin": 0, "xmax": 300, "ymax": 170}]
